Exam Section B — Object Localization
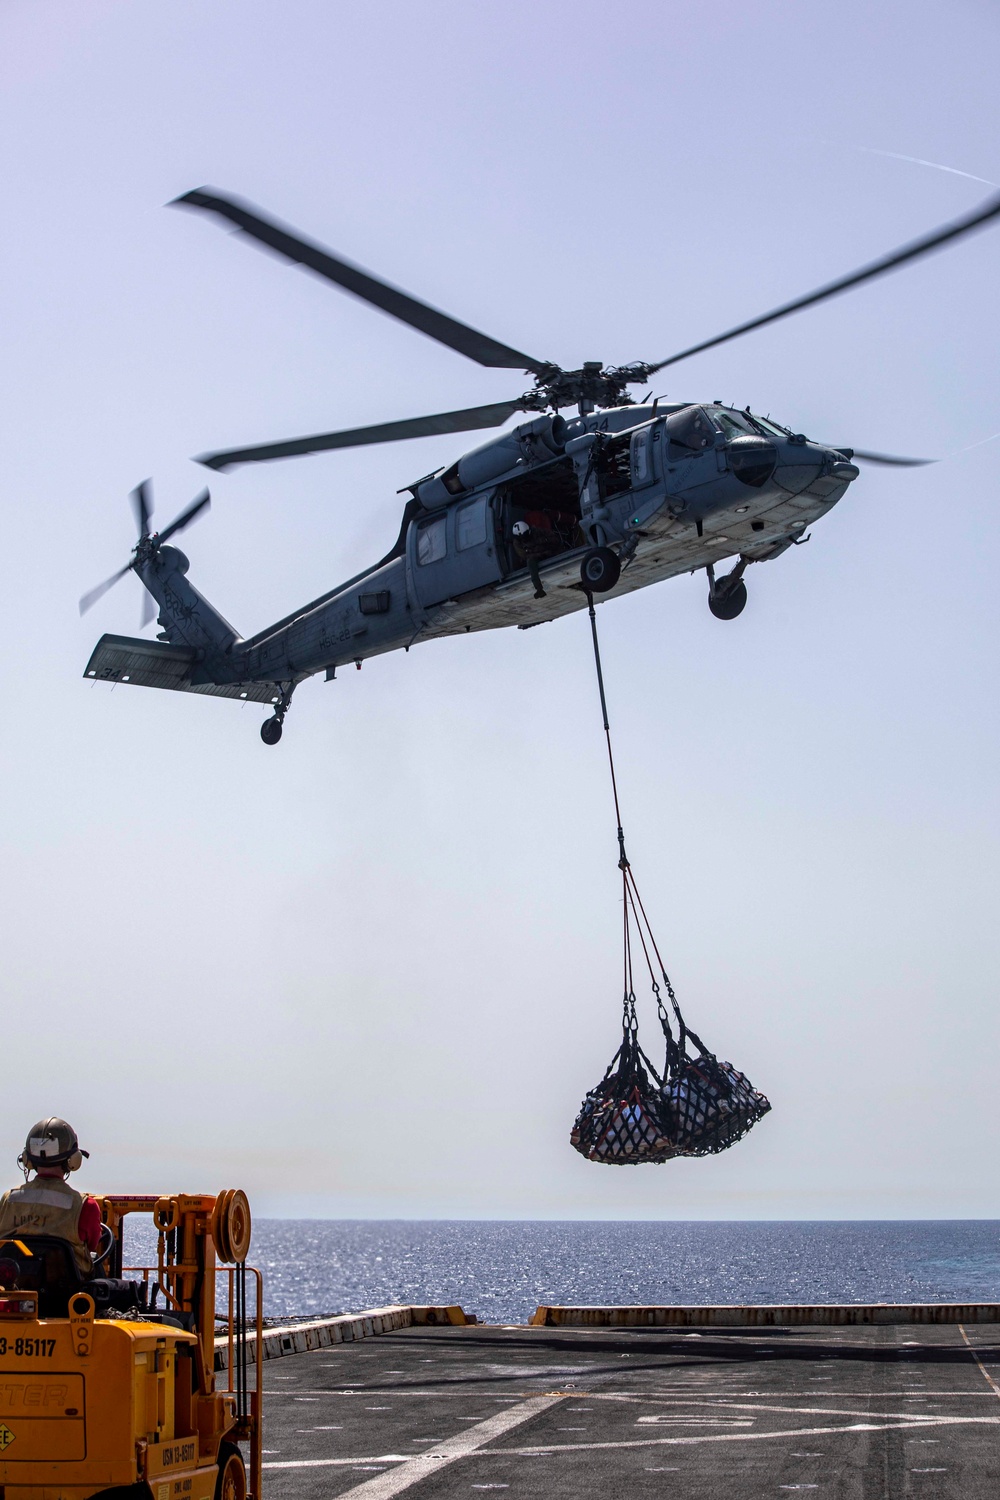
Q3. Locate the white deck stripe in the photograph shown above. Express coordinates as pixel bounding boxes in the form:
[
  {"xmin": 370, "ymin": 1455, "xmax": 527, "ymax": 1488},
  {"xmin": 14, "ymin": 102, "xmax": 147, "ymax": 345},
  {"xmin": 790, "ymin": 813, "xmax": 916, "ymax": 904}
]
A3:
[
  {"xmin": 262, "ymin": 1413, "xmax": 1000, "ymax": 1470},
  {"xmin": 959, "ymin": 1323, "xmax": 1000, "ymax": 1400},
  {"xmin": 329, "ymin": 1394, "xmax": 565, "ymax": 1499},
  {"xmin": 263, "ymin": 1385, "xmax": 1000, "ymax": 1400},
  {"xmin": 263, "ymin": 1458, "xmax": 413, "ymax": 1470},
  {"xmin": 264, "ymin": 1457, "xmax": 410, "ymax": 1470},
  {"xmin": 598, "ymin": 1395, "xmax": 953, "ymax": 1423},
  {"xmin": 503, "ymin": 1414, "xmax": 1000, "ymax": 1456}
]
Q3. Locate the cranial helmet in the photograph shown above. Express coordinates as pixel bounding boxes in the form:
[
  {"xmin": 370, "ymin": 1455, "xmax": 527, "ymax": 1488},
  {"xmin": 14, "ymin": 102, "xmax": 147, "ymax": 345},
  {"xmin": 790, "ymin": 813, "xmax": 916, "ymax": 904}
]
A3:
[
  {"xmin": 512, "ymin": 520, "xmax": 530, "ymax": 538},
  {"xmin": 19, "ymin": 1118, "xmax": 89, "ymax": 1175}
]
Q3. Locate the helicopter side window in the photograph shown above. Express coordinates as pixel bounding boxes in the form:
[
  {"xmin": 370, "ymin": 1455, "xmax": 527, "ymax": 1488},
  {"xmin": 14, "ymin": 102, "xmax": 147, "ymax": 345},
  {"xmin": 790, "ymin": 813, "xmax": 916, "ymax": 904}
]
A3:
[
  {"xmin": 416, "ymin": 515, "xmax": 447, "ymax": 565},
  {"xmin": 455, "ymin": 499, "xmax": 488, "ymax": 551},
  {"xmin": 664, "ymin": 405, "xmax": 715, "ymax": 461}
]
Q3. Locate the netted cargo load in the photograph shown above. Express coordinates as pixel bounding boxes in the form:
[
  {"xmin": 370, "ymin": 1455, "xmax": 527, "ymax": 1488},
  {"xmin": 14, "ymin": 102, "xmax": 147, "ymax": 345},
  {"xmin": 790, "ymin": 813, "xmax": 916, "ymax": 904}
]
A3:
[
  {"xmin": 660, "ymin": 1024, "xmax": 771, "ymax": 1156},
  {"xmin": 570, "ymin": 1001, "xmax": 679, "ymax": 1165},
  {"xmin": 572, "ymin": 596, "xmax": 773, "ymax": 1166}
]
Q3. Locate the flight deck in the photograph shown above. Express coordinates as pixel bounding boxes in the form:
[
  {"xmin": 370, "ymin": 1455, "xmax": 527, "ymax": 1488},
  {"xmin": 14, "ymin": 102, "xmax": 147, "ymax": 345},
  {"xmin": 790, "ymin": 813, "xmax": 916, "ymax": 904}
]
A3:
[{"xmin": 255, "ymin": 1309, "xmax": 1000, "ymax": 1500}]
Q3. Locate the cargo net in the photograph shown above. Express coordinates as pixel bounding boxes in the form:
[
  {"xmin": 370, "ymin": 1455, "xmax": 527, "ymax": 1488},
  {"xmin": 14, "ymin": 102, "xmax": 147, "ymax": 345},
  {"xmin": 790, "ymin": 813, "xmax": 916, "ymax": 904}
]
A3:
[
  {"xmin": 570, "ymin": 1000, "xmax": 679, "ymax": 1165},
  {"xmin": 571, "ymin": 864, "xmax": 771, "ymax": 1164},
  {"xmin": 571, "ymin": 597, "xmax": 771, "ymax": 1165},
  {"xmin": 661, "ymin": 1020, "xmax": 771, "ymax": 1157}
]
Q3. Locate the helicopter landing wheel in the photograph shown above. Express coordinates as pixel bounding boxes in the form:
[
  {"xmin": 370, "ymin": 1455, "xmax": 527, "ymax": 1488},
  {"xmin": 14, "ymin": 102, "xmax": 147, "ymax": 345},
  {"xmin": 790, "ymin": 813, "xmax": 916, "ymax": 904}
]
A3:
[
  {"xmin": 580, "ymin": 547, "xmax": 621, "ymax": 593},
  {"xmin": 708, "ymin": 578, "xmax": 748, "ymax": 620},
  {"xmin": 260, "ymin": 682, "xmax": 295, "ymax": 745}
]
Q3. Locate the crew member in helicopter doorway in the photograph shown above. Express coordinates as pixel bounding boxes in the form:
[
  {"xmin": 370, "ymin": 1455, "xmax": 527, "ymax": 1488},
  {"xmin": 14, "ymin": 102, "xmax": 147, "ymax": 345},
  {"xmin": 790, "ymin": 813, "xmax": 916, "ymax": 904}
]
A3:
[{"xmin": 511, "ymin": 509, "xmax": 581, "ymax": 598}]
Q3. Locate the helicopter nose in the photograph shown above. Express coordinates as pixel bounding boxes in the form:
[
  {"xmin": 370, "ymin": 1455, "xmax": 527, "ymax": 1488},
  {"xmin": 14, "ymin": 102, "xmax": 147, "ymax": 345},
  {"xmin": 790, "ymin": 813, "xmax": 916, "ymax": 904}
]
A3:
[
  {"xmin": 772, "ymin": 440, "xmax": 858, "ymax": 495},
  {"xmin": 829, "ymin": 458, "xmax": 860, "ymax": 480}
]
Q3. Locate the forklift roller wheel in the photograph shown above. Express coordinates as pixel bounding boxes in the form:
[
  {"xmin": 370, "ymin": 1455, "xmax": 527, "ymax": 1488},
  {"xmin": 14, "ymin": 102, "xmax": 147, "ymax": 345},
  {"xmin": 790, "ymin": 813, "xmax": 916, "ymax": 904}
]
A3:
[{"xmin": 215, "ymin": 1445, "xmax": 247, "ymax": 1500}]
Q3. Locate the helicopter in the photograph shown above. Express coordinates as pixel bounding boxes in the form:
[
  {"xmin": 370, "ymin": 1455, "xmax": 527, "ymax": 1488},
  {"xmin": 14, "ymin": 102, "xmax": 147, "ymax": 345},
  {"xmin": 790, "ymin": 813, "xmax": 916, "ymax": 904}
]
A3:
[{"xmin": 82, "ymin": 186, "xmax": 1000, "ymax": 744}]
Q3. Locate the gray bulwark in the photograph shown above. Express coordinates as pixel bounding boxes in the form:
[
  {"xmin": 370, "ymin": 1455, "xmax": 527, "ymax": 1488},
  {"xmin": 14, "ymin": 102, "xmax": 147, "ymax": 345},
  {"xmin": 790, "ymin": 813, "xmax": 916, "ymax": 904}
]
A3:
[
  {"xmin": 83, "ymin": 634, "xmax": 282, "ymax": 704},
  {"xmin": 532, "ymin": 1303, "xmax": 1000, "ymax": 1327}
]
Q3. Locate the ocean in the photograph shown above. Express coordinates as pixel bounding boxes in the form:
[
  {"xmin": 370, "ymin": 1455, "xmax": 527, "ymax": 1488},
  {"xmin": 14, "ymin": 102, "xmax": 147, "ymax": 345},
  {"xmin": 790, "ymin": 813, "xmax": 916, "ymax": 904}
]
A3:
[{"xmin": 206, "ymin": 1220, "xmax": 1000, "ymax": 1326}]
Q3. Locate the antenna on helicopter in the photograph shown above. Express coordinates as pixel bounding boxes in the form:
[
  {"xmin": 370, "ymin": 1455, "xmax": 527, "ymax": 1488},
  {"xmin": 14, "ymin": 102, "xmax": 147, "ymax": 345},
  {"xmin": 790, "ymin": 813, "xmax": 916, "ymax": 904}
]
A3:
[{"xmin": 79, "ymin": 480, "xmax": 210, "ymax": 622}]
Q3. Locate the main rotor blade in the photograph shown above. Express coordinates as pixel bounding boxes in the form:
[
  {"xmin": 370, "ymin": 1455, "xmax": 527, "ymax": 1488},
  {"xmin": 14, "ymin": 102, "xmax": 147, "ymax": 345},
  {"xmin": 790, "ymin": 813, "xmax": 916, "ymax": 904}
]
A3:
[
  {"xmin": 140, "ymin": 588, "xmax": 156, "ymax": 628},
  {"xmin": 130, "ymin": 478, "xmax": 153, "ymax": 538},
  {"xmin": 79, "ymin": 563, "xmax": 132, "ymax": 616},
  {"xmin": 195, "ymin": 399, "xmax": 527, "ymax": 472},
  {"xmin": 173, "ymin": 188, "xmax": 549, "ymax": 375},
  {"xmin": 648, "ymin": 190, "xmax": 1000, "ymax": 373},
  {"xmin": 155, "ymin": 488, "xmax": 211, "ymax": 543},
  {"xmin": 850, "ymin": 448, "xmax": 935, "ymax": 466}
]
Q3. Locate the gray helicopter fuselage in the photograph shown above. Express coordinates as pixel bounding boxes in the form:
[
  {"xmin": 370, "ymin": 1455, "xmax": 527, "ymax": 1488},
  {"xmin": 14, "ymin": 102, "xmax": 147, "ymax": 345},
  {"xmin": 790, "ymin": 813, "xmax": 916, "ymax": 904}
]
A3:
[
  {"xmin": 87, "ymin": 402, "xmax": 857, "ymax": 708},
  {"xmin": 86, "ymin": 179, "xmax": 983, "ymax": 732},
  {"xmin": 221, "ymin": 402, "xmax": 854, "ymax": 678}
]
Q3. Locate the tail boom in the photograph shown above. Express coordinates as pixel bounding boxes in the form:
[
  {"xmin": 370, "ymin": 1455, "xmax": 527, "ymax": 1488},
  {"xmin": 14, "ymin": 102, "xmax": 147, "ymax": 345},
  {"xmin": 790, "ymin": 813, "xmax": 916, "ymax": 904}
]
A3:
[{"xmin": 84, "ymin": 635, "xmax": 285, "ymax": 705}]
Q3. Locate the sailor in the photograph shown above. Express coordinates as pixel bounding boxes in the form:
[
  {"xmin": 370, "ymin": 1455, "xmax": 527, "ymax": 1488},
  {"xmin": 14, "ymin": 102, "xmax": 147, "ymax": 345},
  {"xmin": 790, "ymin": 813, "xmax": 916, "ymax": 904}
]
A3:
[
  {"xmin": 0, "ymin": 1119, "xmax": 102, "ymax": 1275},
  {"xmin": 512, "ymin": 514, "xmax": 562, "ymax": 599}
]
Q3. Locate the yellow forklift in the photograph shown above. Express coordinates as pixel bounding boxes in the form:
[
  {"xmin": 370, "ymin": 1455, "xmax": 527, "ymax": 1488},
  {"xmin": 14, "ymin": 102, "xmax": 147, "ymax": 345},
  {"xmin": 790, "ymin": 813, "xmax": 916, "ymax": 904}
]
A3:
[{"xmin": 0, "ymin": 1189, "xmax": 262, "ymax": 1500}]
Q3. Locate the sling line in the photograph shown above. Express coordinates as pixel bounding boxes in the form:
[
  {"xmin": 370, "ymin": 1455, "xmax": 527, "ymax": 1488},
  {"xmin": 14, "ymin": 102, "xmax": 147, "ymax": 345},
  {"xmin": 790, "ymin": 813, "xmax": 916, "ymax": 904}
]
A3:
[{"xmin": 570, "ymin": 595, "xmax": 772, "ymax": 1165}]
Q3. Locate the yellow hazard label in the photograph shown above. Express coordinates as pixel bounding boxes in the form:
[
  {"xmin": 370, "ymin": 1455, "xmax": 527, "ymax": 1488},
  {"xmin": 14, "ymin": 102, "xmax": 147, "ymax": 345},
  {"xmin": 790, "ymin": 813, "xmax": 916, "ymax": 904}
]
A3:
[{"xmin": 0, "ymin": 1422, "xmax": 15, "ymax": 1450}]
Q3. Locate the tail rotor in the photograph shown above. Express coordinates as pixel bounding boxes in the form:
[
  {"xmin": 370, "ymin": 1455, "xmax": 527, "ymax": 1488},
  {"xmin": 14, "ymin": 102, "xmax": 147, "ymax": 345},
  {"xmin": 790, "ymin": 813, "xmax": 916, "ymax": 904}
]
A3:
[
  {"xmin": 129, "ymin": 478, "xmax": 153, "ymax": 541},
  {"xmin": 79, "ymin": 480, "xmax": 211, "ymax": 623}
]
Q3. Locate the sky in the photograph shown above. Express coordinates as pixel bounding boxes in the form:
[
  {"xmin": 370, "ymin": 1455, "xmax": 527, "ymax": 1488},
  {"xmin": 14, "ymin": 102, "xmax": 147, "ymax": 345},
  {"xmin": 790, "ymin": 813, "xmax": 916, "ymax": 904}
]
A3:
[{"xmin": 1, "ymin": 0, "xmax": 998, "ymax": 1221}]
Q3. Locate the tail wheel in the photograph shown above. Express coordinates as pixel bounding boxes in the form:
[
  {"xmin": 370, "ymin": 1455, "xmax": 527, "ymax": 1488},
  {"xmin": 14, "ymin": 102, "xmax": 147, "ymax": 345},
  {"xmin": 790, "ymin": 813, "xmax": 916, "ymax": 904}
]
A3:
[{"xmin": 215, "ymin": 1445, "xmax": 247, "ymax": 1500}]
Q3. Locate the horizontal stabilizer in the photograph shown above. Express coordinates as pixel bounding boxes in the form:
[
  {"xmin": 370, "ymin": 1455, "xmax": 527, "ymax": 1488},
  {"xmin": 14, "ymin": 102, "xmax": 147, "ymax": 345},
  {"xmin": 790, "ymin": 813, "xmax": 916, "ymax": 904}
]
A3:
[{"xmin": 83, "ymin": 634, "xmax": 282, "ymax": 705}]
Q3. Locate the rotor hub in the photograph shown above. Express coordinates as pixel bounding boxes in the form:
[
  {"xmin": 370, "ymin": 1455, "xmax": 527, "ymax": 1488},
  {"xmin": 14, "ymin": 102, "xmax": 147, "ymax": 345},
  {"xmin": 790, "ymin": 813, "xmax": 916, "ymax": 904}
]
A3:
[{"xmin": 523, "ymin": 361, "xmax": 654, "ymax": 414}]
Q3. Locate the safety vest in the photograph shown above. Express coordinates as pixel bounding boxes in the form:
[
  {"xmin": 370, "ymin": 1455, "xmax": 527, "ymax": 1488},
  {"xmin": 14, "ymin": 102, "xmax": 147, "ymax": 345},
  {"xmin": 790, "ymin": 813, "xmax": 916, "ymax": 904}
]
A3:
[{"xmin": 0, "ymin": 1176, "xmax": 92, "ymax": 1274}]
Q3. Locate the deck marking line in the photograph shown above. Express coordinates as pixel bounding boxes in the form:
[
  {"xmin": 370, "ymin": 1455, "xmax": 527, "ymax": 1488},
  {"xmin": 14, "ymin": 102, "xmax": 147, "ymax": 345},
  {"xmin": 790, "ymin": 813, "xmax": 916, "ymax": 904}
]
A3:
[
  {"xmin": 958, "ymin": 1323, "xmax": 1000, "ymax": 1400},
  {"xmin": 575, "ymin": 1393, "xmax": 953, "ymax": 1423},
  {"xmin": 636, "ymin": 1398, "xmax": 948, "ymax": 1424},
  {"xmin": 498, "ymin": 1414, "xmax": 1000, "ymax": 1456},
  {"xmin": 262, "ymin": 1386, "xmax": 1000, "ymax": 1401},
  {"xmin": 263, "ymin": 1456, "xmax": 411, "ymax": 1470},
  {"xmin": 263, "ymin": 1414, "xmax": 1000, "ymax": 1470},
  {"xmin": 636, "ymin": 1417, "xmax": 752, "ymax": 1426},
  {"xmin": 330, "ymin": 1394, "xmax": 565, "ymax": 1499}
]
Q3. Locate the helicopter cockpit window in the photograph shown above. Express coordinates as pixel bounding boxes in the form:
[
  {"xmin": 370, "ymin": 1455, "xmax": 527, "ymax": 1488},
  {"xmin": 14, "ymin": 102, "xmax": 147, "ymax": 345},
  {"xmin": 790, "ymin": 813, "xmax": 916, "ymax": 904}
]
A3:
[
  {"xmin": 455, "ymin": 499, "xmax": 488, "ymax": 551},
  {"xmin": 711, "ymin": 409, "xmax": 756, "ymax": 441},
  {"xmin": 416, "ymin": 515, "xmax": 447, "ymax": 565},
  {"xmin": 750, "ymin": 413, "xmax": 790, "ymax": 438},
  {"xmin": 664, "ymin": 406, "xmax": 715, "ymax": 461}
]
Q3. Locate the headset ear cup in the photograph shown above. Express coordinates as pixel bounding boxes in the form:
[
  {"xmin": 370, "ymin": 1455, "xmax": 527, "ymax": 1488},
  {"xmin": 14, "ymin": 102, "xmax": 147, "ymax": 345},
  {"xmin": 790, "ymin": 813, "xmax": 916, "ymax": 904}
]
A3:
[{"xmin": 66, "ymin": 1152, "xmax": 83, "ymax": 1173}]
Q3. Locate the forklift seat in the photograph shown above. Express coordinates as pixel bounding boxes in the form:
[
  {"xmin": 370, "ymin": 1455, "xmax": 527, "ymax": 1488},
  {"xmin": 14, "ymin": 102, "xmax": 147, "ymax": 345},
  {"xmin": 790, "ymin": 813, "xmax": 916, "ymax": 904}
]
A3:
[
  {"xmin": 0, "ymin": 1236, "xmax": 139, "ymax": 1318},
  {"xmin": 0, "ymin": 1235, "xmax": 86, "ymax": 1316}
]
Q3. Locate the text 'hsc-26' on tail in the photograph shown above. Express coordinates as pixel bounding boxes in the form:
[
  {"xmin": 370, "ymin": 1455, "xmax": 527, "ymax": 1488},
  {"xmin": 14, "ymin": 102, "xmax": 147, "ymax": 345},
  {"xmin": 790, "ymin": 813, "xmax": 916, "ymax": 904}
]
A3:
[{"xmin": 82, "ymin": 186, "xmax": 1000, "ymax": 743}]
